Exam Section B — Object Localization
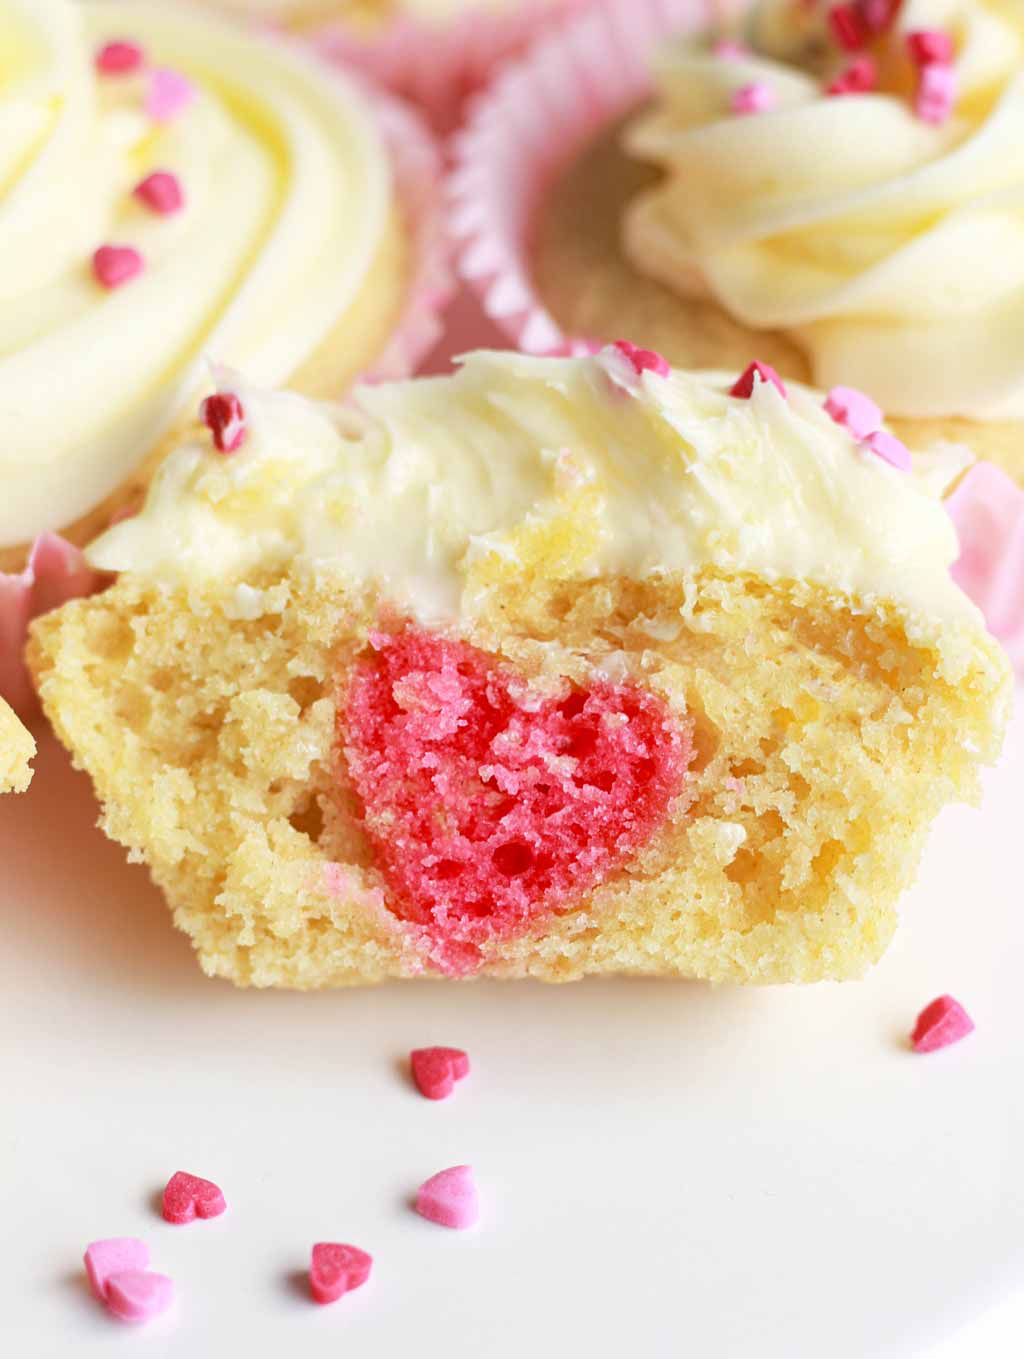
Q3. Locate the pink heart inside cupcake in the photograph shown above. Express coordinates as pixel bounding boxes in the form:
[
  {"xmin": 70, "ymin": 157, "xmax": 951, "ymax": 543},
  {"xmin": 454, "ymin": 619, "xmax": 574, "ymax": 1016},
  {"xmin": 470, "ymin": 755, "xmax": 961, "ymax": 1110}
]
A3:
[{"xmin": 343, "ymin": 629, "xmax": 690, "ymax": 971}]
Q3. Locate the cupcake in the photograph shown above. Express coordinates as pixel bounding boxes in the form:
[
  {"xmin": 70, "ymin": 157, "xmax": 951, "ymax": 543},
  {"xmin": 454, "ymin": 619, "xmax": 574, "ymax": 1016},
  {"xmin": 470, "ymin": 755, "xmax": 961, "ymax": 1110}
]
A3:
[
  {"xmin": 452, "ymin": 0, "xmax": 1024, "ymax": 481},
  {"xmin": 1, "ymin": 698, "xmax": 35, "ymax": 794},
  {"xmin": 29, "ymin": 349, "xmax": 1010, "ymax": 988},
  {"xmin": 0, "ymin": 0, "xmax": 449, "ymax": 711},
  {"xmin": 200, "ymin": 0, "xmax": 583, "ymax": 135}
]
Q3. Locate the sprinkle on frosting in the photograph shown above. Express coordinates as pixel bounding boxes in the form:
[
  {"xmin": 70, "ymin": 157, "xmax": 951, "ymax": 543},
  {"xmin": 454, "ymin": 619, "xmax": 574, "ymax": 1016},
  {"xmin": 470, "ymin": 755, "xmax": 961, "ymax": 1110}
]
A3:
[
  {"xmin": 907, "ymin": 29, "xmax": 955, "ymax": 66},
  {"xmin": 828, "ymin": 3, "xmax": 869, "ymax": 50},
  {"xmin": 731, "ymin": 361, "xmax": 787, "ymax": 400},
  {"xmin": 133, "ymin": 171, "xmax": 185, "ymax": 216},
  {"xmin": 200, "ymin": 393, "xmax": 247, "ymax": 453},
  {"xmin": 610, "ymin": 339, "xmax": 670, "ymax": 378},
  {"xmin": 914, "ymin": 61, "xmax": 956, "ymax": 125},
  {"xmin": 824, "ymin": 386, "xmax": 883, "ymax": 439},
  {"xmin": 95, "ymin": 39, "xmax": 145, "ymax": 74},
  {"xmin": 826, "ymin": 56, "xmax": 877, "ymax": 95},
  {"xmin": 731, "ymin": 81, "xmax": 777, "ymax": 114},
  {"xmin": 92, "ymin": 244, "xmax": 145, "ymax": 290},
  {"xmin": 144, "ymin": 67, "xmax": 197, "ymax": 123},
  {"xmin": 862, "ymin": 429, "xmax": 912, "ymax": 472}
]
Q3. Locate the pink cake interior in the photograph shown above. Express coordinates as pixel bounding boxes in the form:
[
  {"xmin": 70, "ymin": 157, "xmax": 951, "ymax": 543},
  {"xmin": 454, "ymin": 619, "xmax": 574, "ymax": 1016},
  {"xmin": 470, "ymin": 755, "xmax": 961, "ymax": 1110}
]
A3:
[{"xmin": 343, "ymin": 629, "xmax": 690, "ymax": 970}]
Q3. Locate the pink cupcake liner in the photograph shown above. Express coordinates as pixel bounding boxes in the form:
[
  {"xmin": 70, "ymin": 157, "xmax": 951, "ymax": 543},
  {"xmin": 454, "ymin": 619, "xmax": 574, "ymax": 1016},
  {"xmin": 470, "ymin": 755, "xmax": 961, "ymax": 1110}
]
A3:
[
  {"xmin": 311, "ymin": 0, "xmax": 587, "ymax": 137},
  {"xmin": 0, "ymin": 73, "xmax": 449, "ymax": 718},
  {"xmin": 947, "ymin": 463, "xmax": 1024, "ymax": 677},
  {"xmin": 449, "ymin": 0, "xmax": 732, "ymax": 353},
  {"xmin": 359, "ymin": 77, "xmax": 453, "ymax": 381},
  {"xmin": 0, "ymin": 537, "xmax": 102, "ymax": 717}
]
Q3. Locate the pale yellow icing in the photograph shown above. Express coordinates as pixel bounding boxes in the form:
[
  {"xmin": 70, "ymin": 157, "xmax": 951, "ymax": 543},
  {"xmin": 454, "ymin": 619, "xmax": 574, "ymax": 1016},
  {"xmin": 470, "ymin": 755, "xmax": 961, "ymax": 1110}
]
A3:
[
  {"xmin": 625, "ymin": 0, "xmax": 1024, "ymax": 421},
  {"xmin": 0, "ymin": 0, "xmax": 396, "ymax": 549},
  {"xmin": 86, "ymin": 350, "xmax": 979, "ymax": 638}
]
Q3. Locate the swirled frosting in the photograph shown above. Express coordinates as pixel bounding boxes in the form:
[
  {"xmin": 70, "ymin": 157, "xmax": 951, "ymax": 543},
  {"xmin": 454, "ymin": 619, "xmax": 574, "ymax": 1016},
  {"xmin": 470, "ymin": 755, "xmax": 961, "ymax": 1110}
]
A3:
[
  {"xmin": 0, "ymin": 0, "xmax": 399, "ymax": 549},
  {"xmin": 625, "ymin": 0, "xmax": 1024, "ymax": 421},
  {"xmin": 86, "ymin": 350, "xmax": 979, "ymax": 640}
]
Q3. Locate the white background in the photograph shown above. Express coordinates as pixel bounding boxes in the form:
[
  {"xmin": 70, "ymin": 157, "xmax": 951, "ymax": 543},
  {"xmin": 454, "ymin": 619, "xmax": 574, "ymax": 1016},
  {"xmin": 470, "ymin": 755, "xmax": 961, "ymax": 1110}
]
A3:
[{"xmin": 3, "ymin": 297, "xmax": 1022, "ymax": 1357}]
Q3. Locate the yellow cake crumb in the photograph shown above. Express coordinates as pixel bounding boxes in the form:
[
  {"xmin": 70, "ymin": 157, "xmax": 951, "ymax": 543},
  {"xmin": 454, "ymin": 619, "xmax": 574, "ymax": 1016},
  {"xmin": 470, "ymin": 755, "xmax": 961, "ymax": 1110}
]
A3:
[
  {"xmin": 0, "ymin": 699, "xmax": 35, "ymax": 794},
  {"xmin": 28, "ymin": 562, "xmax": 1010, "ymax": 986}
]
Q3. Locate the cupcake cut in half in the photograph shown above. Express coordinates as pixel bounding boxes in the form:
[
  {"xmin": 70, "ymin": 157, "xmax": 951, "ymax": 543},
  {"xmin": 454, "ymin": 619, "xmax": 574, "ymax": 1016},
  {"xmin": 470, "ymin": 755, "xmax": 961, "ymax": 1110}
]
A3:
[
  {"xmin": 454, "ymin": 0, "xmax": 1024, "ymax": 483},
  {"xmin": 0, "ymin": 0, "xmax": 447, "ymax": 709},
  {"xmin": 29, "ymin": 349, "xmax": 1011, "ymax": 986}
]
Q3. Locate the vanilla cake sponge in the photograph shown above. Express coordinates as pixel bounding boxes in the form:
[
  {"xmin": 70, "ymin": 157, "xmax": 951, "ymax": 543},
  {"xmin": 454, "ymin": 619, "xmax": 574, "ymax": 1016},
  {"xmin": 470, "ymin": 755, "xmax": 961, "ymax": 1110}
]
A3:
[
  {"xmin": 29, "ymin": 350, "xmax": 1012, "ymax": 986},
  {"xmin": 0, "ymin": 698, "xmax": 34, "ymax": 793}
]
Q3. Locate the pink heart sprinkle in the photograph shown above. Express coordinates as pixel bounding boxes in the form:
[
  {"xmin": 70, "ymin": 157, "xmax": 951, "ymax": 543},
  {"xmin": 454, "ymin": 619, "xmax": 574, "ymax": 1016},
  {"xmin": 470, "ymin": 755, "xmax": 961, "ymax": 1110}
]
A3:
[
  {"xmin": 145, "ymin": 68, "xmax": 196, "ymax": 124},
  {"xmin": 731, "ymin": 82, "xmax": 777, "ymax": 116},
  {"xmin": 907, "ymin": 29, "xmax": 954, "ymax": 67},
  {"xmin": 911, "ymin": 995, "xmax": 975, "ymax": 1053},
  {"xmin": 611, "ymin": 339, "xmax": 670, "ymax": 378},
  {"xmin": 824, "ymin": 385, "xmax": 883, "ymax": 439},
  {"xmin": 200, "ymin": 392, "xmax": 247, "ymax": 453},
  {"xmin": 95, "ymin": 40, "xmax": 145, "ymax": 75},
  {"xmin": 862, "ymin": 428, "xmax": 911, "ymax": 472},
  {"xmin": 92, "ymin": 244, "xmax": 144, "ymax": 290},
  {"xmin": 105, "ymin": 1270, "xmax": 174, "ymax": 1324},
  {"xmin": 411, "ymin": 1047, "xmax": 470, "ymax": 1101},
  {"xmin": 730, "ymin": 361, "xmax": 787, "ymax": 400},
  {"xmin": 84, "ymin": 1238, "xmax": 150, "ymax": 1302},
  {"xmin": 161, "ymin": 1171, "xmax": 227, "ymax": 1225},
  {"xmin": 309, "ymin": 1243, "xmax": 373, "ymax": 1305},
  {"xmin": 133, "ymin": 171, "xmax": 185, "ymax": 216},
  {"xmin": 915, "ymin": 63, "xmax": 956, "ymax": 124},
  {"xmin": 415, "ymin": 1165, "xmax": 479, "ymax": 1230},
  {"xmin": 826, "ymin": 56, "xmax": 877, "ymax": 96},
  {"xmin": 828, "ymin": 3, "xmax": 869, "ymax": 51}
]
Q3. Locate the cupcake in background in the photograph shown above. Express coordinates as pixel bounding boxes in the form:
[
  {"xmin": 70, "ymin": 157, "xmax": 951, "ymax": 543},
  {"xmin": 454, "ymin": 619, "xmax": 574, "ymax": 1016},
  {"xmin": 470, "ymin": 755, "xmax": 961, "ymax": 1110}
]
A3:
[
  {"xmin": 450, "ymin": 0, "xmax": 1024, "ymax": 669},
  {"xmin": 291, "ymin": 0, "xmax": 586, "ymax": 135},
  {"xmin": 0, "ymin": 0, "xmax": 449, "ymax": 713},
  {"xmin": 453, "ymin": 0, "xmax": 1024, "ymax": 469}
]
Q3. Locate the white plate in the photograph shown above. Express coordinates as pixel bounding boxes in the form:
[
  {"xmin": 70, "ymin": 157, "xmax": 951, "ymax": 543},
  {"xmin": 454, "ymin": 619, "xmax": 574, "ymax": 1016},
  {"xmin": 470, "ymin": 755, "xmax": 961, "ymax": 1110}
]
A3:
[{"xmin": 3, "ymin": 696, "xmax": 1021, "ymax": 1359}]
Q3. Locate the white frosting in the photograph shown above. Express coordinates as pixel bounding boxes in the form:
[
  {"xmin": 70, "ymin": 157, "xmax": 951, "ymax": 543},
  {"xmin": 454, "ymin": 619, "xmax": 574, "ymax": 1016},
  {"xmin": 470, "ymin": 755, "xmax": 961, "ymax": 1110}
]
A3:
[
  {"xmin": 625, "ymin": 0, "xmax": 1024, "ymax": 420},
  {"xmin": 87, "ymin": 350, "xmax": 979, "ymax": 638},
  {"xmin": 0, "ymin": 0, "xmax": 394, "ymax": 548}
]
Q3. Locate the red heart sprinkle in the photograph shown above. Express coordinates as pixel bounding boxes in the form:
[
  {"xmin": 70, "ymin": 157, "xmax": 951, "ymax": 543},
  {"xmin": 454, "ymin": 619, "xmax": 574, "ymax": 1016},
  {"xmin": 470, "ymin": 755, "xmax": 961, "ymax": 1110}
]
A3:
[
  {"xmin": 611, "ymin": 339, "xmax": 670, "ymax": 378},
  {"xmin": 411, "ymin": 1047, "xmax": 470, "ymax": 1100},
  {"xmin": 342, "ymin": 630, "xmax": 690, "ymax": 973},
  {"xmin": 309, "ymin": 1243, "xmax": 373, "ymax": 1305},
  {"xmin": 200, "ymin": 392, "xmax": 246, "ymax": 453},
  {"xmin": 134, "ymin": 171, "xmax": 185, "ymax": 216},
  {"xmin": 95, "ymin": 40, "xmax": 145, "ymax": 75},
  {"xmin": 92, "ymin": 244, "xmax": 144, "ymax": 290},
  {"xmin": 911, "ymin": 995, "xmax": 975, "ymax": 1053},
  {"xmin": 729, "ymin": 361, "xmax": 787, "ymax": 400},
  {"xmin": 161, "ymin": 1171, "xmax": 227, "ymax": 1225}
]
